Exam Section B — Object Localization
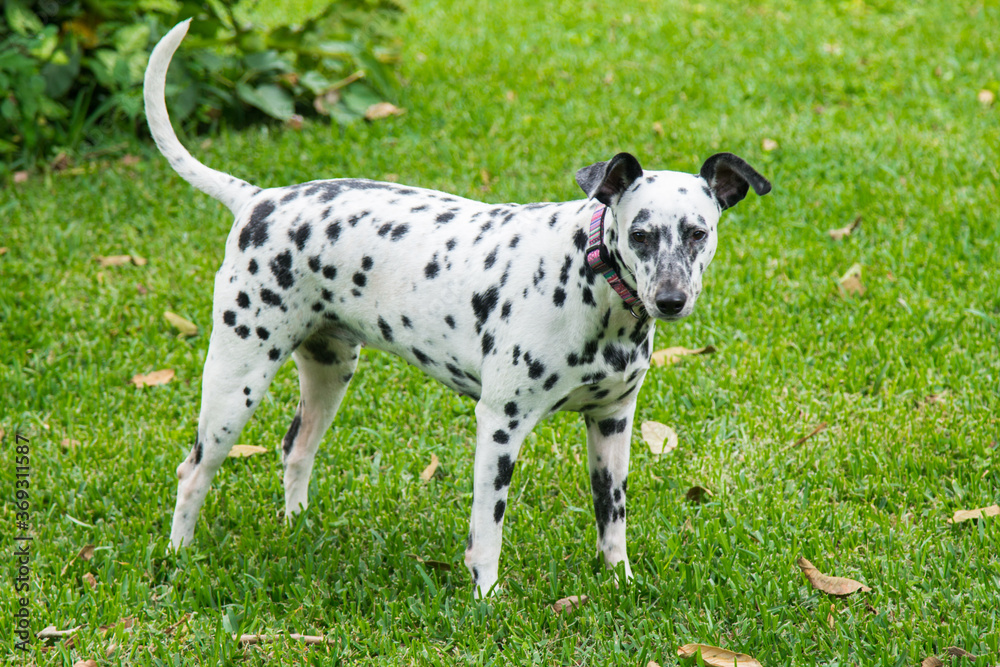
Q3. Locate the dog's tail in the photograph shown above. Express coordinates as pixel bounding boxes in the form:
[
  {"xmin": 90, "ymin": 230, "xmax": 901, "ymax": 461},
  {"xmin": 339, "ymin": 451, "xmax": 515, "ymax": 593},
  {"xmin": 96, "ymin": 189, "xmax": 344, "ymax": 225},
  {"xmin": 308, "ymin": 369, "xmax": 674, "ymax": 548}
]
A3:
[{"xmin": 144, "ymin": 19, "xmax": 258, "ymax": 215}]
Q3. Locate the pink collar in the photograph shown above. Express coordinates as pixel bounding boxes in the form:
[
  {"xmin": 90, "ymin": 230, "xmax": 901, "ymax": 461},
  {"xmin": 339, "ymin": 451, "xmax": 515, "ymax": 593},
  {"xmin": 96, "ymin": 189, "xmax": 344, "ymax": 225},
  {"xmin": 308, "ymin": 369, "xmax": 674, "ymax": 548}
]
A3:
[{"xmin": 585, "ymin": 205, "xmax": 642, "ymax": 316}]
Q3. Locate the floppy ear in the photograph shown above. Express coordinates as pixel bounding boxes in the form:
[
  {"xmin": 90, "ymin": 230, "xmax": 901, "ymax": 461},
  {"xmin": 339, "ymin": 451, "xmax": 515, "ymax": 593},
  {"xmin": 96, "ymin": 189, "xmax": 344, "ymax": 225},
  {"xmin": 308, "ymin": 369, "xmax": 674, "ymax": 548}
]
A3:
[
  {"xmin": 575, "ymin": 152, "xmax": 644, "ymax": 205},
  {"xmin": 699, "ymin": 153, "xmax": 771, "ymax": 210}
]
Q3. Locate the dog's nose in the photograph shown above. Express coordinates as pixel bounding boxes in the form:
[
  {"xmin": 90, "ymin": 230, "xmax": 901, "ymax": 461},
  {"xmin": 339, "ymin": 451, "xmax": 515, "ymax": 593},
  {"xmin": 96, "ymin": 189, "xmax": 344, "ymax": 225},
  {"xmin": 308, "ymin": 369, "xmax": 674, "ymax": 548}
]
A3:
[{"xmin": 655, "ymin": 290, "xmax": 687, "ymax": 316}]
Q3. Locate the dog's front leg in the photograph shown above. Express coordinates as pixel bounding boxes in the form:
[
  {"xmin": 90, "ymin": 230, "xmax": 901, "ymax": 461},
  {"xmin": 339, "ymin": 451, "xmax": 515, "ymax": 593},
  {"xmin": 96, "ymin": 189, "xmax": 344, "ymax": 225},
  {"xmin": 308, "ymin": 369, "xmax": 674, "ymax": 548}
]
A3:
[
  {"xmin": 464, "ymin": 399, "xmax": 539, "ymax": 598},
  {"xmin": 584, "ymin": 404, "xmax": 637, "ymax": 582}
]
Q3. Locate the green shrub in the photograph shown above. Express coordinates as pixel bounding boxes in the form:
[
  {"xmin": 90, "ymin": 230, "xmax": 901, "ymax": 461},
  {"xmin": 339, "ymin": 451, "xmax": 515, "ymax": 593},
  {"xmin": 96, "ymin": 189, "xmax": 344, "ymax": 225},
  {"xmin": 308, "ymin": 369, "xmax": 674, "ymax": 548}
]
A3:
[{"xmin": 0, "ymin": 0, "xmax": 403, "ymax": 171}]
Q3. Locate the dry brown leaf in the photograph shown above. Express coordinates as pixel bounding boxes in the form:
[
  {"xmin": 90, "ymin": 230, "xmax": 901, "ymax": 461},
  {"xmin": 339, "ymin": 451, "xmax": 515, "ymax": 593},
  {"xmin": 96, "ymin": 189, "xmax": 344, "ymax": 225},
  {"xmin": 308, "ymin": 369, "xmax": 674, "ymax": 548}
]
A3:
[
  {"xmin": 121, "ymin": 154, "xmax": 141, "ymax": 167},
  {"xmin": 61, "ymin": 438, "xmax": 81, "ymax": 449},
  {"xmin": 0, "ymin": 247, "xmax": 8, "ymax": 255},
  {"xmin": 642, "ymin": 421, "xmax": 677, "ymax": 455},
  {"xmin": 163, "ymin": 311, "xmax": 198, "ymax": 336},
  {"xmin": 552, "ymin": 594, "xmax": 589, "ymax": 614},
  {"xmin": 944, "ymin": 647, "xmax": 977, "ymax": 658},
  {"xmin": 131, "ymin": 254, "xmax": 147, "ymax": 266},
  {"xmin": 420, "ymin": 453, "xmax": 440, "ymax": 481},
  {"xmin": 838, "ymin": 263, "xmax": 865, "ymax": 297},
  {"xmin": 164, "ymin": 613, "xmax": 191, "ymax": 636},
  {"xmin": 131, "ymin": 369, "xmax": 175, "ymax": 388},
  {"xmin": 78, "ymin": 544, "xmax": 96, "ymax": 561},
  {"xmin": 685, "ymin": 485, "xmax": 713, "ymax": 504},
  {"xmin": 72, "ymin": 661, "xmax": 98, "ymax": 667},
  {"xmin": 677, "ymin": 643, "xmax": 762, "ymax": 667},
  {"xmin": 826, "ymin": 603, "xmax": 836, "ymax": 629},
  {"xmin": 978, "ymin": 89, "xmax": 996, "ymax": 106},
  {"xmin": 792, "ymin": 422, "xmax": 827, "ymax": 448},
  {"xmin": 38, "ymin": 625, "xmax": 81, "ymax": 640},
  {"xmin": 228, "ymin": 444, "xmax": 268, "ymax": 458},
  {"xmin": 409, "ymin": 554, "xmax": 454, "ymax": 571},
  {"xmin": 651, "ymin": 345, "xmax": 716, "ymax": 366},
  {"xmin": 797, "ymin": 557, "xmax": 870, "ymax": 596},
  {"xmin": 947, "ymin": 505, "xmax": 1000, "ymax": 523},
  {"xmin": 652, "ymin": 121, "xmax": 665, "ymax": 137},
  {"xmin": 82, "ymin": 572, "xmax": 97, "ymax": 590},
  {"xmin": 286, "ymin": 114, "xmax": 304, "ymax": 130},
  {"xmin": 828, "ymin": 216, "xmax": 862, "ymax": 240},
  {"xmin": 238, "ymin": 633, "xmax": 329, "ymax": 645},
  {"xmin": 762, "ymin": 138, "xmax": 779, "ymax": 152},
  {"xmin": 97, "ymin": 255, "xmax": 133, "ymax": 267},
  {"xmin": 365, "ymin": 102, "xmax": 406, "ymax": 120},
  {"xmin": 13, "ymin": 170, "xmax": 29, "ymax": 183},
  {"xmin": 921, "ymin": 657, "xmax": 944, "ymax": 667}
]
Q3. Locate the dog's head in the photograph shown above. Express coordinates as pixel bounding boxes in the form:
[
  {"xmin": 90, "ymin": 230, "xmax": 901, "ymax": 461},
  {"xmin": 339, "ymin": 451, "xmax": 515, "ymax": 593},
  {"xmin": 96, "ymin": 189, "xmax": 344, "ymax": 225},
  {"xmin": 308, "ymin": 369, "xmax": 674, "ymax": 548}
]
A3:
[{"xmin": 576, "ymin": 152, "xmax": 770, "ymax": 321}]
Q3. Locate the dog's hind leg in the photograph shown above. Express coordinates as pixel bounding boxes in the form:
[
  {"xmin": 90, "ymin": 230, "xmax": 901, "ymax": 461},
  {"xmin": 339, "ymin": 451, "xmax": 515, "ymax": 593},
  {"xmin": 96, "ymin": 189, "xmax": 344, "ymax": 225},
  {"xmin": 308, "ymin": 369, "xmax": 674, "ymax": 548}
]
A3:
[{"xmin": 281, "ymin": 334, "xmax": 360, "ymax": 517}]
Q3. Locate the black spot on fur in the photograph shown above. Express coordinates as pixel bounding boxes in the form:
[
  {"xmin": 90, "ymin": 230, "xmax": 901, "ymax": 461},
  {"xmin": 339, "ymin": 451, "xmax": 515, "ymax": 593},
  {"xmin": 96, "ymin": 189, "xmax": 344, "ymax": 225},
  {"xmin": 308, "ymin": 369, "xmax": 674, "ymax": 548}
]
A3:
[
  {"xmin": 494, "ymin": 454, "xmax": 515, "ymax": 489},
  {"xmin": 401, "ymin": 315, "xmax": 413, "ymax": 328},
  {"xmin": 509, "ymin": 235, "xmax": 520, "ymax": 248},
  {"xmin": 504, "ymin": 401, "xmax": 518, "ymax": 417},
  {"xmin": 243, "ymin": 386, "xmax": 251, "ymax": 395},
  {"xmin": 484, "ymin": 247, "xmax": 498, "ymax": 269},
  {"xmin": 361, "ymin": 256, "xmax": 374, "ymax": 271},
  {"xmin": 391, "ymin": 224, "xmax": 409, "ymax": 241},
  {"xmin": 591, "ymin": 467, "xmax": 614, "ymax": 538},
  {"xmin": 543, "ymin": 373, "xmax": 559, "ymax": 391},
  {"xmin": 425, "ymin": 260, "xmax": 439, "ymax": 279},
  {"xmin": 248, "ymin": 259, "xmax": 258, "ymax": 274},
  {"xmin": 322, "ymin": 265, "xmax": 337, "ymax": 280},
  {"xmin": 553, "ymin": 287, "xmax": 566, "ymax": 307},
  {"xmin": 597, "ymin": 417, "xmax": 628, "ymax": 436},
  {"xmin": 603, "ymin": 345, "xmax": 629, "ymax": 372},
  {"xmin": 493, "ymin": 430, "xmax": 509, "ymax": 444},
  {"xmin": 481, "ymin": 332, "xmax": 495, "ymax": 356},
  {"xmin": 412, "ymin": 347, "xmax": 432, "ymax": 365},
  {"xmin": 239, "ymin": 201, "xmax": 273, "ymax": 250},
  {"xmin": 270, "ymin": 251, "xmax": 294, "ymax": 289},
  {"xmin": 308, "ymin": 256, "xmax": 321, "ymax": 272},
  {"xmin": 256, "ymin": 327, "xmax": 270, "ymax": 340},
  {"xmin": 223, "ymin": 310, "xmax": 236, "ymax": 326},
  {"xmin": 282, "ymin": 411, "xmax": 302, "ymax": 455},
  {"xmin": 444, "ymin": 315, "xmax": 456, "ymax": 329},
  {"xmin": 559, "ymin": 255, "xmax": 572, "ymax": 284},
  {"xmin": 260, "ymin": 288, "xmax": 283, "ymax": 308},
  {"xmin": 471, "ymin": 286, "xmax": 500, "ymax": 331},
  {"xmin": 378, "ymin": 317, "xmax": 393, "ymax": 342},
  {"xmin": 304, "ymin": 337, "xmax": 339, "ymax": 364},
  {"xmin": 353, "ymin": 272, "xmax": 367, "ymax": 287},
  {"xmin": 234, "ymin": 325, "xmax": 250, "ymax": 339},
  {"xmin": 525, "ymin": 354, "xmax": 545, "ymax": 379},
  {"xmin": 292, "ymin": 224, "xmax": 311, "ymax": 251},
  {"xmin": 437, "ymin": 211, "xmax": 456, "ymax": 224},
  {"xmin": 326, "ymin": 222, "xmax": 341, "ymax": 242},
  {"xmin": 500, "ymin": 301, "xmax": 512, "ymax": 320},
  {"xmin": 573, "ymin": 228, "xmax": 588, "ymax": 251},
  {"xmin": 446, "ymin": 238, "xmax": 457, "ymax": 251},
  {"xmin": 193, "ymin": 438, "xmax": 203, "ymax": 465},
  {"xmin": 494, "ymin": 500, "xmax": 506, "ymax": 523},
  {"xmin": 377, "ymin": 223, "xmax": 392, "ymax": 237},
  {"xmin": 268, "ymin": 347, "xmax": 281, "ymax": 361}
]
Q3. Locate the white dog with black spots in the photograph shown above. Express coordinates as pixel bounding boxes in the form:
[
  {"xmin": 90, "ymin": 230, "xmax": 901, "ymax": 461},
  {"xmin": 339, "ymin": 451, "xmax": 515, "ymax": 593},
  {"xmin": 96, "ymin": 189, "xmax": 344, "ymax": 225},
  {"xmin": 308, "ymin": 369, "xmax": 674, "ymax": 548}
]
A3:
[{"xmin": 145, "ymin": 20, "xmax": 771, "ymax": 597}]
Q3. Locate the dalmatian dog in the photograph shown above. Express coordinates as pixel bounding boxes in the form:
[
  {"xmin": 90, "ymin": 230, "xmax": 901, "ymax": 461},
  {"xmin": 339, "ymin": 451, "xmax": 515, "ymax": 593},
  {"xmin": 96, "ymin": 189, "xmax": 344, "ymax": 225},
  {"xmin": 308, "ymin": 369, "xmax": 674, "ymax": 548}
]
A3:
[{"xmin": 145, "ymin": 20, "xmax": 770, "ymax": 597}]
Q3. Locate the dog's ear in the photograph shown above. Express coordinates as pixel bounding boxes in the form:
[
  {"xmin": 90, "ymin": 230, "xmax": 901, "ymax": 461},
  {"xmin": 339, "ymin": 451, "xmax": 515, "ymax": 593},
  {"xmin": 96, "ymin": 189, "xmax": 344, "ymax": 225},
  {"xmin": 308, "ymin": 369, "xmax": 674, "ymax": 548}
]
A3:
[
  {"xmin": 699, "ymin": 153, "xmax": 771, "ymax": 210},
  {"xmin": 576, "ymin": 153, "xmax": 644, "ymax": 205}
]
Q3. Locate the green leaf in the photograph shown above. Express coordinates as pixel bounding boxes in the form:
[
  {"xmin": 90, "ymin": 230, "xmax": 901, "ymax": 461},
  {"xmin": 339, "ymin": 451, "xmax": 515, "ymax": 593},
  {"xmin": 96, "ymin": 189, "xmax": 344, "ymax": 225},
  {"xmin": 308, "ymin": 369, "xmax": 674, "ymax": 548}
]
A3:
[
  {"xmin": 340, "ymin": 82, "xmax": 382, "ymax": 116},
  {"xmin": 4, "ymin": 0, "xmax": 43, "ymax": 37},
  {"xmin": 235, "ymin": 82, "xmax": 294, "ymax": 120},
  {"xmin": 299, "ymin": 70, "xmax": 332, "ymax": 95},
  {"xmin": 243, "ymin": 51, "xmax": 291, "ymax": 74}
]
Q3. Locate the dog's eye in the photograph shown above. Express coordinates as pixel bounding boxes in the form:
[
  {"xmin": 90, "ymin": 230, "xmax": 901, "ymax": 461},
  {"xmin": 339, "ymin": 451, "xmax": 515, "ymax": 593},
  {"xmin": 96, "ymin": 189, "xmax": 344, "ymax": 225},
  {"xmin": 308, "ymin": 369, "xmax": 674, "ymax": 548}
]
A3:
[
  {"xmin": 691, "ymin": 229, "xmax": 708, "ymax": 242},
  {"xmin": 630, "ymin": 230, "xmax": 647, "ymax": 244}
]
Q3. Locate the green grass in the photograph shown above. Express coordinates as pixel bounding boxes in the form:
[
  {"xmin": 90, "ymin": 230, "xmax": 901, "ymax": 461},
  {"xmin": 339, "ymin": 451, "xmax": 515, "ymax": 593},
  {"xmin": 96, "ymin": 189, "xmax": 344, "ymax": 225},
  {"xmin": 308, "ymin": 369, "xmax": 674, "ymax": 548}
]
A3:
[{"xmin": 2, "ymin": 0, "xmax": 999, "ymax": 664}]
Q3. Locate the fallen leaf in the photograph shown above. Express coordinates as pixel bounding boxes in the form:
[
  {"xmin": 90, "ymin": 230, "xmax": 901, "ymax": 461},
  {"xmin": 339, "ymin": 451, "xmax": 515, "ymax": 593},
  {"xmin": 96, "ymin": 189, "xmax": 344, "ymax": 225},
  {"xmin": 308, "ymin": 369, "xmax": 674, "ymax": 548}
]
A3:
[
  {"xmin": 131, "ymin": 369, "xmax": 175, "ymax": 388},
  {"xmin": 838, "ymin": 263, "xmax": 865, "ymax": 297},
  {"xmin": 365, "ymin": 102, "xmax": 406, "ymax": 120},
  {"xmin": 82, "ymin": 572, "xmax": 97, "ymax": 590},
  {"xmin": 409, "ymin": 554, "xmax": 453, "ymax": 571},
  {"xmin": 38, "ymin": 625, "xmax": 81, "ymax": 641},
  {"xmin": 505, "ymin": 90, "xmax": 517, "ymax": 102},
  {"xmin": 313, "ymin": 89, "xmax": 341, "ymax": 115},
  {"xmin": 164, "ymin": 613, "xmax": 190, "ymax": 636},
  {"xmin": 921, "ymin": 657, "xmax": 944, "ymax": 667},
  {"xmin": 420, "ymin": 453, "xmax": 440, "ymax": 481},
  {"xmin": 97, "ymin": 255, "xmax": 133, "ymax": 267},
  {"xmin": 677, "ymin": 643, "xmax": 762, "ymax": 667},
  {"xmin": 797, "ymin": 557, "xmax": 870, "ymax": 596},
  {"xmin": 828, "ymin": 216, "xmax": 862, "ymax": 240},
  {"xmin": 163, "ymin": 311, "xmax": 198, "ymax": 336},
  {"xmin": 762, "ymin": 138, "xmax": 779, "ymax": 152},
  {"xmin": 228, "ymin": 444, "xmax": 268, "ymax": 458},
  {"xmin": 61, "ymin": 438, "xmax": 81, "ymax": 449},
  {"xmin": 98, "ymin": 617, "xmax": 135, "ymax": 632},
  {"xmin": 238, "ymin": 633, "xmax": 328, "ymax": 645},
  {"xmin": 0, "ymin": 247, "xmax": 8, "ymax": 255},
  {"xmin": 286, "ymin": 114, "xmax": 304, "ymax": 130},
  {"xmin": 648, "ymin": 662, "xmax": 662, "ymax": 667},
  {"xmin": 651, "ymin": 345, "xmax": 716, "ymax": 366},
  {"xmin": 944, "ymin": 647, "xmax": 977, "ymax": 658},
  {"xmin": 131, "ymin": 254, "xmax": 147, "ymax": 266},
  {"xmin": 978, "ymin": 89, "xmax": 996, "ymax": 106},
  {"xmin": 72, "ymin": 660, "xmax": 98, "ymax": 667},
  {"xmin": 121, "ymin": 154, "xmax": 141, "ymax": 166},
  {"xmin": 685, "ymin": 485, "xmax": 713, "ymax": 504},
  {"xmin": 552, "ymin": 594, "xmax": 589, "ymax": 614},
  {"xmin": 792, "ymin": 422, "xmax": 827, "ymax": 448},
  {"xmin": 826, "ymin": 602, "xmax": 836, "ymax": 629},
  {"xmin": 77, "ymin": 544, "xmax": 96, "ymax": 561},
  {"xmin": 947, "ymin": 504, "xmax": 1000, "ymax": 524},
  {"xmin": 13, "ymin": 171, "xmax": 29, "ymax": 183},
  {"xmin": 652, "ymin": 121, "xmax": 665, "ymax": 137},
  {"xmin": 642, "ymin": 421, "xmax": 677, "ymax": 455}
]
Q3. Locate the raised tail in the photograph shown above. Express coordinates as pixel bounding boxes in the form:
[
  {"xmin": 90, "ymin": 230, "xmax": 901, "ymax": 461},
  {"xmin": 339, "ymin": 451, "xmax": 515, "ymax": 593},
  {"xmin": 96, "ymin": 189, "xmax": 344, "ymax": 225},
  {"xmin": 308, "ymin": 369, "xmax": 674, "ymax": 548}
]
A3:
[{"xmin": 143, "ymin": 19, "xmax": 259, "ymax": 215}]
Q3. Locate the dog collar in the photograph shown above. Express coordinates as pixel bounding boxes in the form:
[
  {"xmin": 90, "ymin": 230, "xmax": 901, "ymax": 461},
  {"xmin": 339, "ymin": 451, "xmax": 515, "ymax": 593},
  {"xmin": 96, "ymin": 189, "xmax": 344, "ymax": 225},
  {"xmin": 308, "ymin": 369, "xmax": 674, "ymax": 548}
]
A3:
[{"xmin": 586, "ymin": 205, "xmax": 642, "ymax": 316}]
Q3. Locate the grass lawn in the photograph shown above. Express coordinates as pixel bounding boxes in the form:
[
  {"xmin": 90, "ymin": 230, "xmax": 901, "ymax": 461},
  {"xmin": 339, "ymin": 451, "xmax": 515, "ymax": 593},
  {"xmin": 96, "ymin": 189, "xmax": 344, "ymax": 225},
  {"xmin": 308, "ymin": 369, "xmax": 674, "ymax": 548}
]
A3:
[{"xmin": 2, "ymin": 0, "xmax": 999, "ymax": 664}]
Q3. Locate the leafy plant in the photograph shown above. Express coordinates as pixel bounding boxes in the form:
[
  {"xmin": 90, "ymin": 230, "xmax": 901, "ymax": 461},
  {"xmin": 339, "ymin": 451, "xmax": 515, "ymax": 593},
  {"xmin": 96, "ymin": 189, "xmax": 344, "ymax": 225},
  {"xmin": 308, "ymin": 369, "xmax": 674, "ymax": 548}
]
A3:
[{"xmin": 0, "ymin": 0, "xmax": 403, "ymax": 172}]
